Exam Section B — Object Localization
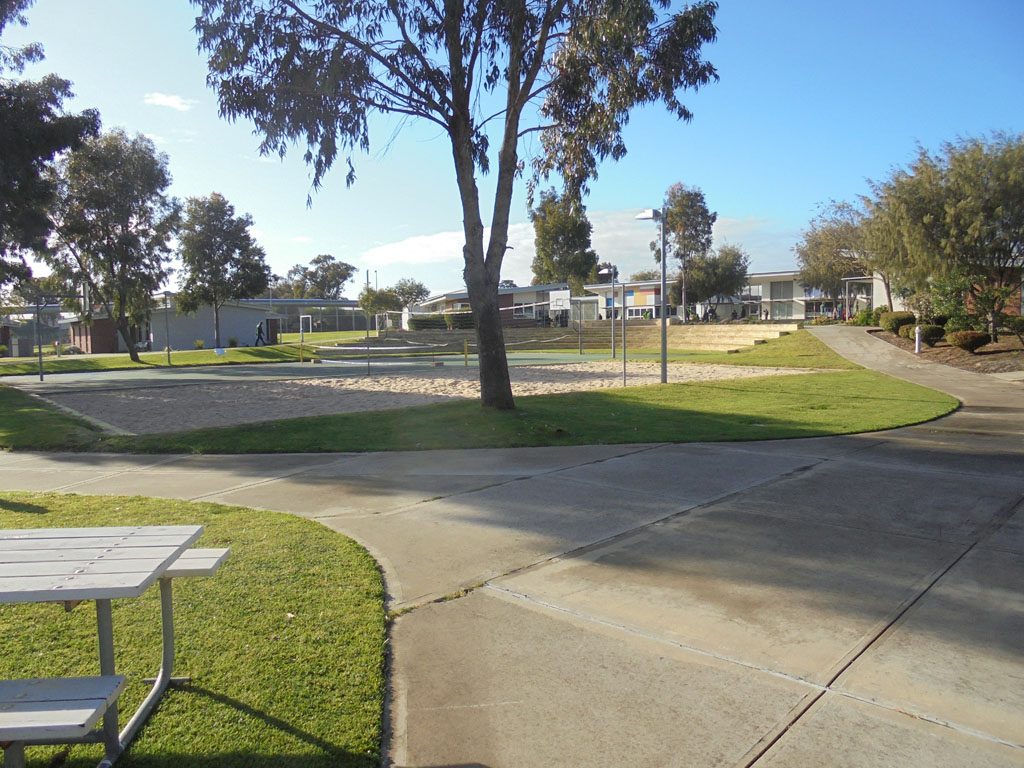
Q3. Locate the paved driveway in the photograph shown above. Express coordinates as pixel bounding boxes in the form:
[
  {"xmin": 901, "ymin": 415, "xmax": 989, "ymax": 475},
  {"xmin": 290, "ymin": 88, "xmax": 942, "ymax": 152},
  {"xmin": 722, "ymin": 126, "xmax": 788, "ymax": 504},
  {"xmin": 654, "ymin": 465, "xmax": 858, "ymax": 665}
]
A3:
[{"xmin": 0, "ymin": 326, "xmax": 1021, "ymax": 767}]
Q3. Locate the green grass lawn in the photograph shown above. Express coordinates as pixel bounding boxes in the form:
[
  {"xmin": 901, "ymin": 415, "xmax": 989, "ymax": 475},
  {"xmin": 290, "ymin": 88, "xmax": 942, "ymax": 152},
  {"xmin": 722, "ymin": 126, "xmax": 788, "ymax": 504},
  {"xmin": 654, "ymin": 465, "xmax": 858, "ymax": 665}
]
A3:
[
  {"xmin": 0, "ymin": 344, "xmax": 312, "ymax": 377},
  {"xmin": 0, "ymin": 492, "xmax": 385, "ymax": 767},
  {"xmin": 0, "ymin": 385, "xmax": 103, "ymax": 450},
  {"xmin": 96, "ymin": 370, "xmax": 956, "ymax": 454},
  {"xmin": 279, "ymin": 330, "xmax": 378, "ymax": 344},
  {"xmin": 642, "ymin": 330, "xmax": 861, "ymax": 369}
]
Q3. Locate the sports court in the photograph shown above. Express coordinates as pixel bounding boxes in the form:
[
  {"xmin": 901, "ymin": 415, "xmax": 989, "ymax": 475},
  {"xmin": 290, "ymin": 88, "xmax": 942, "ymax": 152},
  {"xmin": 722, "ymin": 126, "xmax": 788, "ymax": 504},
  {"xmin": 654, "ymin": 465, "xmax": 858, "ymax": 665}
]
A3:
[{"xmin": 4, "ymin": 350, "xmax": 809, "ymax": 435}]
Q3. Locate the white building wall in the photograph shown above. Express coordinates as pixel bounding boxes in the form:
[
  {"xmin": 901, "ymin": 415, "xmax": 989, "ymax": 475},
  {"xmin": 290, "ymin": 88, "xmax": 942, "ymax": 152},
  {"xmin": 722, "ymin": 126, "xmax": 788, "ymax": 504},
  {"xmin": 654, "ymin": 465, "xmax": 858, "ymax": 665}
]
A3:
[{"xmin": 151, "ymin": 303, "xmax": 274, "ymax": 350}]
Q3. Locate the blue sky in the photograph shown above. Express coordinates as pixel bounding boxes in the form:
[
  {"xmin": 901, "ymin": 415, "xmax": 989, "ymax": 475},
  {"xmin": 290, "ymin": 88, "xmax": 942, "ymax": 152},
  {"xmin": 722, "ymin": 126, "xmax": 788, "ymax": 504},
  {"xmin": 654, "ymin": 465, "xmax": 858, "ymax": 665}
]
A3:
[{"xmin": 7, "ymin": 0, "xmax": 1023, "ymax": 296}]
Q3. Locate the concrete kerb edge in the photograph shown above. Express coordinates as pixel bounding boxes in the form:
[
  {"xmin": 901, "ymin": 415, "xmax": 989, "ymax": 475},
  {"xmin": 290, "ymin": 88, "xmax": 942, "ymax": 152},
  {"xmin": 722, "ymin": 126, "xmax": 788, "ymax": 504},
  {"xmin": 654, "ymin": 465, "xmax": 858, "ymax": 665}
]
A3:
[{"xmin": 31, "ymin": 391, "xmax": 135, "ymax": 436}]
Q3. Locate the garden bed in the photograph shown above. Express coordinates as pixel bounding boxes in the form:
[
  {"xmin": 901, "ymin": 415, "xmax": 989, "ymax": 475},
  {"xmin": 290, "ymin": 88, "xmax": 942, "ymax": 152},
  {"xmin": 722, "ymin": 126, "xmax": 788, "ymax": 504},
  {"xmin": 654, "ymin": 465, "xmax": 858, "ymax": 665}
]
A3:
[{"xmin": 870, "ymin": 329, "xmax": 1024, "ymax": 373}]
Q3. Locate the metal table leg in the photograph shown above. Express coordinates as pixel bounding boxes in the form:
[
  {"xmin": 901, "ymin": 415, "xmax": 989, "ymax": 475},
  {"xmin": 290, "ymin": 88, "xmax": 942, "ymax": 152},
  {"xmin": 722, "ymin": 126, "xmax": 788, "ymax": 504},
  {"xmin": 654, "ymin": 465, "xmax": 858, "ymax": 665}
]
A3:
[{"xmin": 95, "ymin": 599, "xmax": 120, "ymax": 767}]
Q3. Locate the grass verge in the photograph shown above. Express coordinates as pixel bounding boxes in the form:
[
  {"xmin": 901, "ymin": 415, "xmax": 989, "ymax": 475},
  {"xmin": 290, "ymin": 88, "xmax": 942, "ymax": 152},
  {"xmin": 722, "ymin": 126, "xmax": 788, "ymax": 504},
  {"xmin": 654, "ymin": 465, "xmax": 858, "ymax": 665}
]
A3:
[
  {"xmin": 0, "ymin": 492, "xmax": 385, "ymax": 767},
  {"xmin": 662, "ymin": 330, "xmax": 860, "ymax": 369},
  {"xmin": 98, "ymin": 370, "xmax": 957, "ymax": 454},
  {"xmin": 279, "ymin": 330, "xmax": 378, "ymax": 344}
]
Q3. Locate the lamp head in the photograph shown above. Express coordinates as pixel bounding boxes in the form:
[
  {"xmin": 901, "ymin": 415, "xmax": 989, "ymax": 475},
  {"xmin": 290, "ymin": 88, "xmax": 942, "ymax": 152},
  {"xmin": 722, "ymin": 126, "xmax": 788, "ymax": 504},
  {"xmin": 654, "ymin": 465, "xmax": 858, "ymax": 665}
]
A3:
[{"xmin": 635, "ymin": 208, "xmax": 661, "ymax": 221}]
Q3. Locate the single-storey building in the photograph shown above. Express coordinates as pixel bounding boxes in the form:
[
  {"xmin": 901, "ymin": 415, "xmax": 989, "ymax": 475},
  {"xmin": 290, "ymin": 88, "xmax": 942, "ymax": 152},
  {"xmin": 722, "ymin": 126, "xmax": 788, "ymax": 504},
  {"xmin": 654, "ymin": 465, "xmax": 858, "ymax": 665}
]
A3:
[
  {"xmin": 582, "ymin": 279, "xmax": 670, "ymax": 321},
  {"xmin": 238, "ymin": 297, "xmax": 373, "ymax": 333},
  {"xmin": 70, "ymin": 295, "xmax": 285, "ymax": 353},
  {"xmin": 418, "ymin": 283, "xmax": 577, "ymax": 327}
]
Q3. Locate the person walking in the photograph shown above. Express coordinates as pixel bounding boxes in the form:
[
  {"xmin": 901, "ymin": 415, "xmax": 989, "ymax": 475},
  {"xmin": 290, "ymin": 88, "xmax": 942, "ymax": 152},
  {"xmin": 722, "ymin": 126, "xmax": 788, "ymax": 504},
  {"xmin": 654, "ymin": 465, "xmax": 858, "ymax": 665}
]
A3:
[{"xmin": 255, "ymin": 321, "xmax": 265, "ymax": 346}]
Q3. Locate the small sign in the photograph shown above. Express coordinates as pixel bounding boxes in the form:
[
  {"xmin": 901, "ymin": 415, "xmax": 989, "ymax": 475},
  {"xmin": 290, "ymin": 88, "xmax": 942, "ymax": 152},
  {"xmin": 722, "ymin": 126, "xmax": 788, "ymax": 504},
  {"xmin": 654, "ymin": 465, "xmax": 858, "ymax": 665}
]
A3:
[{"xmin": 215, "ymin": 348, "xmax": 226, "ymax": 356}]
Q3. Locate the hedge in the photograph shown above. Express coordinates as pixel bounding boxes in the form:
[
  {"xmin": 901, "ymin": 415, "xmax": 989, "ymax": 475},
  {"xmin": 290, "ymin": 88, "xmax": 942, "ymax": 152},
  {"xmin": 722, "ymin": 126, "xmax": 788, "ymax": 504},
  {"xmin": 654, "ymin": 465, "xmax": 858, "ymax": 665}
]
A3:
[
  {"xmin": 879, "ymin": 311, "xmax": 916, "ymax": 334},
  {"xmin": 918, "ymin": 325, "xmax": 945, "ymax": 347}
]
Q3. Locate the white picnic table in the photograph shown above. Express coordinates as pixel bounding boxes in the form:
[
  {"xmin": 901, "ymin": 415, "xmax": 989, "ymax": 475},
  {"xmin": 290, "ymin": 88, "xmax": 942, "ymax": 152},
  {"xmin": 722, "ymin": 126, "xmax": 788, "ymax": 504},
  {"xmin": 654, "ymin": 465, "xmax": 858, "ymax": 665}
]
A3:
[{"xmin": 0, "ymin": 526, "xmax": 205, "ymax": 768}]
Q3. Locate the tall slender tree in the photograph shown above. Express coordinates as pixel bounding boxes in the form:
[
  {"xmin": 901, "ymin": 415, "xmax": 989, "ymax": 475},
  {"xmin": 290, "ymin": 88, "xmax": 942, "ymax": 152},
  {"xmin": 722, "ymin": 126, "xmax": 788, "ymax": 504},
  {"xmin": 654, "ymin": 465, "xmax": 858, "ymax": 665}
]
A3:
[
  {"xmin": 193, "ymin": 0, "xmax": 719, "ymax": 409},
  {"xmin": 795, "ymin": 202, "xmax": 866, "ymax": 306},
  {"xmin": 177, "ymin": 193, "xmax": 270, "ymax": 347},
  {"xmin": 529, "ymin": 189, "xmax": 598, "ymax": 294},
  {"xmin": 652, "ymin": 183, "xmax": 716, "ymax": 316},
  {"xmin": 45, "ymin": 130, "xmax": 179, "ymax": 362}
]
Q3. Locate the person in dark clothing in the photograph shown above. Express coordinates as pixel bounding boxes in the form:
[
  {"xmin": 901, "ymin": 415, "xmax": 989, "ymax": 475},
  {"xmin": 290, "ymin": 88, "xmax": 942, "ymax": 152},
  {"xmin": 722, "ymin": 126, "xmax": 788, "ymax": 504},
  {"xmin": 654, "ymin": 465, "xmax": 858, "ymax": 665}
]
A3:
[{"xmin": 255, "ymin": 321, "xmax": 265, "ymax": 346}]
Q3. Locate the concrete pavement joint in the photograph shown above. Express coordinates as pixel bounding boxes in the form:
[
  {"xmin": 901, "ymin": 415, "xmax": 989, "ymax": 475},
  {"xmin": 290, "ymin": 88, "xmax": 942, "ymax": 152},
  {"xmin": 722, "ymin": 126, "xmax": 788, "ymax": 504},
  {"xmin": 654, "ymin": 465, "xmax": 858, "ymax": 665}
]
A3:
[{"xmin": 39, "ymin": 454, "xmax": 190, "ymax": 492}]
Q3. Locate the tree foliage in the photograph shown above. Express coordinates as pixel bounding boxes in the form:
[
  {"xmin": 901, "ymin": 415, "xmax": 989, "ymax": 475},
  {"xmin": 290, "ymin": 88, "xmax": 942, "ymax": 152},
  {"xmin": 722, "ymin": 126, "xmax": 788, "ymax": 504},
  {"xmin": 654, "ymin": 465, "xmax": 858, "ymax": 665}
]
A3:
[
  {"xmin": 685, "ymin": 243, "xmax": 750, "ymax": 305},
  {"xmin": 193, "ymin": 0, "xmax": 719, "ymax": 408},
  {"xmin": 795, "ymin": 202, "xmax": 866, "ymax": 301},
  {"xmin": 594, "ymin": 262, "xmax": 618, "ymax": 283},
  {"xmin": 177, "ymin": 192, "xmax": 270, "ymax": 347},
  {"xmin": 45, "ymin": 130, "xmax": 179, "ymax": 362},
  {"xmin": 0, "ymin": 0, "xmax": 99, "ymax": 289},
  {"xmin": 529, "ymin": 189, "xmax": 598, "ymax": 294},
  {"xmin": 391, "ymin": 277, "xmax": 430, "ymax": 308},
  {"xmin": 630, "ymin": 269, "xmax": 660, "ymax": 281},
  {"xmin": 653, "ymin": 183, "xmax": 716, "ymax": 268},
  {"xmin": 359, "ymin": 286, "xmax": 402, "ymax": 315},
  {"xmin": 287, "ymin": 254, "xmax": 356, "ymax": 299},
  {"xmin": 862, "ymin": 134, "xmax": 1024, "ymax": 338}
]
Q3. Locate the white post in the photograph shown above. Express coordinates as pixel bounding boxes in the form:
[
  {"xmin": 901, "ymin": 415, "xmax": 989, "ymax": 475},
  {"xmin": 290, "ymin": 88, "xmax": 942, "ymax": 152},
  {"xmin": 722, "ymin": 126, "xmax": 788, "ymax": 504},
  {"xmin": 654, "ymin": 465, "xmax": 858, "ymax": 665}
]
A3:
[{"xmin": 914, "ymin": 325, "xmax": 921, "ymax": 354}]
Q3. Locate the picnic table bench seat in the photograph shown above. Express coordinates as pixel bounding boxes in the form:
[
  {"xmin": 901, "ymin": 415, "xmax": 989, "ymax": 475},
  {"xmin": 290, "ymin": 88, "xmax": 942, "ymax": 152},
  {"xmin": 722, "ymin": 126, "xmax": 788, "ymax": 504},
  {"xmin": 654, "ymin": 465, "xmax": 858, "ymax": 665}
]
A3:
[
  {"xmin": 163, "ymin": 548, "xmax": 230, "ymax": 578},
  {"xmin": 0, "ymin": 675, "xmax": 125, "ymax": 744}
]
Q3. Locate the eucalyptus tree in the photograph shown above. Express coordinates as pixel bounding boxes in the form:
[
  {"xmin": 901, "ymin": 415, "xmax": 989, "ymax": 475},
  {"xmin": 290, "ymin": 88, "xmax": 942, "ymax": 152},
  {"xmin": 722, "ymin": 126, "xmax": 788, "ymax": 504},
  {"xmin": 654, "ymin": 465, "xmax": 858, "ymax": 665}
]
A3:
[
  {"xmin": 0, "ymin": 0, "xmax": 98, "ymax": 289},
  {"xmin": 686, "ymin": 243, "xmax": 749, "ymax": 309},
  {"xmin": 193, "ymin": 0, "xmax": 719, "ymax": 409},
  {"xmin": 530, "ymin": 189, "xmax": 598, "ymax": 294},
  {"xmin": 391, "ymin": 277, "xmax": 430, "ymax": 308},
  {"xmin": 46, "ymin": 130, "xmax": 179, "ymax": 363},
  {"xmin": 177, "ymin": 193, "xmax": 270, "ymax": 347},
  {"xmin": 794, "ymin": 202, "xmax": 865, "ymax": 305},
  {"xmin": 651, "ymin": 183, "xmax": 716, "ymax": 316}
]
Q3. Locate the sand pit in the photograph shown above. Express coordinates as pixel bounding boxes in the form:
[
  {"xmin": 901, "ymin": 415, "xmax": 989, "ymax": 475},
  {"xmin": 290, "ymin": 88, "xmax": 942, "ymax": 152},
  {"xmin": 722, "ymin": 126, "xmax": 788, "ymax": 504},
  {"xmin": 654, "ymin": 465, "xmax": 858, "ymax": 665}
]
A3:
[{"xmin": 48, "ymin": 361, "xmax": 813, "ymax": 435}]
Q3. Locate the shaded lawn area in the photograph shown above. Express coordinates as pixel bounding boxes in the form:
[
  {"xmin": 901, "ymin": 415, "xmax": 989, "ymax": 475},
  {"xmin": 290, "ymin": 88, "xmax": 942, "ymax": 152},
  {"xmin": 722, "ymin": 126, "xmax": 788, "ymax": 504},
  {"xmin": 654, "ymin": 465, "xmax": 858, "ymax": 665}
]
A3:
[
  {"xmin": 0, "ymin": 385, "xmax": 103, "ymax": 450},
  {"xmin": 99, "ymin": 370, "xmax": 957, "ymax": 454},
  {"xmin": 0, "ymin": 344, "xmax": 312, "ymax": 377},
  {"xmin": 0, "ymin": 492, "xmax": 385, "ymax": 767}
]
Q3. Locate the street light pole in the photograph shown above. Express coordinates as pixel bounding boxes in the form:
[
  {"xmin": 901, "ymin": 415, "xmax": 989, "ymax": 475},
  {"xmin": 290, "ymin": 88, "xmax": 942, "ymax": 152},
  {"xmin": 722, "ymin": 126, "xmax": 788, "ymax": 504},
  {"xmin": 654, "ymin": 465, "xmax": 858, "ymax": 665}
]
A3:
[
  {"xmin": 163, "ymin": 291, "xmax": 172, "ymax": 366},
  {"xmin": 636, "ymin": 208, "xmax": 669, "ymax": 383}
]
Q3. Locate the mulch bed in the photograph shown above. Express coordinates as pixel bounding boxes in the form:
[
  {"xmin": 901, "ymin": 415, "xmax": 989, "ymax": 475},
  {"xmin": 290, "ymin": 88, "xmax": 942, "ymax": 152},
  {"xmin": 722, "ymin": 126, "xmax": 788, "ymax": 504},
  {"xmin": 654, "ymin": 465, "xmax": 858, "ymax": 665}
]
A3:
[{"xmin": 870, "ymin": 329, "xmax": 1024, "ymax": 374}]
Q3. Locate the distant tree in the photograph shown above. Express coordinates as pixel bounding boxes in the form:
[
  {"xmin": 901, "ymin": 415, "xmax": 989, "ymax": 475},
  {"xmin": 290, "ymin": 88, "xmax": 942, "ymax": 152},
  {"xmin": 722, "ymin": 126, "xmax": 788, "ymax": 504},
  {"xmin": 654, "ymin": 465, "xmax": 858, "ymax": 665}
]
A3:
[
  {"xmin": 653, "ymin": 183, "xmax": 716, "ymax": 315},
  {"xmin": 529, "ymin": 189, "xmax": 598, "ymax": 294},
  {"xmin": 177, "ymin": 192, "xmax": 270, "ymax": 347},
  {"xmin": 593, "ymin": 262, "xmax": 618, "ymax": 284},
  {"xmin": 286, "ymin": 254, "xmax": 356, "ymax": 299},
  {"xmin": 45, "ymin": 130, "xmax": 179, "ymax": 363},
  {"xmin": 498, "ymin": 279, "xmax": 518, "ymax": 289},
  {"xmin": 391, "ymin": 278, "xmax": 430, "ymax": 308},
  {"xmin": 630, "ymin": 269, "xmax": 660, "ymax": 281},
  {"xmin": 685, "ymin": 244, "xmax": 750, "ymax": 308},
  {"xmin": 795, "ymin": 202, "xmax": 866, "ymax": 305},
  {"xmin": 358, "ymin": 286, "xmax": 402, "ymax": 315},
  {"xmin": 0, "ymin": 0, "xmax": 99, "ymax": 290},
  {"xmin": 193, "ymin": 0, "xmax": 718, "ymax": 410}
]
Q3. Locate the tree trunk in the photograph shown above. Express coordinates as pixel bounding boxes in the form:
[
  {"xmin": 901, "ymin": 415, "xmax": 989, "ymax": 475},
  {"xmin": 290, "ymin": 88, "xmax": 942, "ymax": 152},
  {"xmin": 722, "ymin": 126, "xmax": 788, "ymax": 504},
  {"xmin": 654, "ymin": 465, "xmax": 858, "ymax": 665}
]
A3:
[
  {"xmin": 213, "ymin": 302, "xmax": 221, "ymax": 348},
  {"xmin": 881, "ymin": 274, "xmax": 893, "ymax": 312},
  {"xmin": 449, "ymin": 123, "xmax": 514, "ymax": 410},
  {"xmin": 115, "ymin": 315, "xmax": 140, "ymax": 363}
]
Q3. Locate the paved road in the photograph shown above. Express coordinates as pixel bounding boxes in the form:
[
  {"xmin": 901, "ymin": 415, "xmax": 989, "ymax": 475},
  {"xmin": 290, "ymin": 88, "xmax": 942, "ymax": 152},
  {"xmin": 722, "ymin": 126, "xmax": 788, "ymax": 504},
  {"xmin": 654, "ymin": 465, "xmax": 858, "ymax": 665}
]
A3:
[{"xmin": 0, "ymin": 325, "xmax": 1021, "ymax": 767}]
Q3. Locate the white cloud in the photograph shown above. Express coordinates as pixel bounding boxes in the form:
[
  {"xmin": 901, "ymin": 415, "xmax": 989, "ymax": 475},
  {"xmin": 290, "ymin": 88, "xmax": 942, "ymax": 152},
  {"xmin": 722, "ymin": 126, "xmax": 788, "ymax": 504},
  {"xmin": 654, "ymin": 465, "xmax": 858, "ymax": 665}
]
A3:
[
  {"xmin": 355, "ymin": 209, "xmax": 800, "ymax": 294},
  {"xmin": 143, "ymin": 92, "xmax": 197, "ymax": 112},
  {"xmin": 291, "ymin": 235, "xmax": 313, "ymax": 244}
]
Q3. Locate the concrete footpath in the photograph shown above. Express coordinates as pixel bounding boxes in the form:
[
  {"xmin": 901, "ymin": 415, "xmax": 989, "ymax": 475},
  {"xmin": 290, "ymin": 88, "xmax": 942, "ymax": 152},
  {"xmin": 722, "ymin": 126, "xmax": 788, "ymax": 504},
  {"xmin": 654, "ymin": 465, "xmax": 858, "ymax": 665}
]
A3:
[{"xmin": 1, "ymin": 325, "xmax": 1022, "ymax": 767}]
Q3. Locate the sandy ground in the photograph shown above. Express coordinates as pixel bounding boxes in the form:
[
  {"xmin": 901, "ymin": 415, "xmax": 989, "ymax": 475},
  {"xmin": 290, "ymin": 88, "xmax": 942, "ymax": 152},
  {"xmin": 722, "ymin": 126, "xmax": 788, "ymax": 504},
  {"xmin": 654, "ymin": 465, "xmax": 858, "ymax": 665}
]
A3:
[{"xmin": 48, "ymin": 361, "xmax": 812, "ymax": 435}]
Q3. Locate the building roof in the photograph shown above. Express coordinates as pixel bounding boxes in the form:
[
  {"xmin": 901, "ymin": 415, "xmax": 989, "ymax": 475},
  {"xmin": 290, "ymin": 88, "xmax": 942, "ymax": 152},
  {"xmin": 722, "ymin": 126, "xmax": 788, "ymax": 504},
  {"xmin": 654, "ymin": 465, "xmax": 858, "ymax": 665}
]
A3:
[{"xmin": 423, "ymin": 282, "xmax": 569, "ymax": 303}]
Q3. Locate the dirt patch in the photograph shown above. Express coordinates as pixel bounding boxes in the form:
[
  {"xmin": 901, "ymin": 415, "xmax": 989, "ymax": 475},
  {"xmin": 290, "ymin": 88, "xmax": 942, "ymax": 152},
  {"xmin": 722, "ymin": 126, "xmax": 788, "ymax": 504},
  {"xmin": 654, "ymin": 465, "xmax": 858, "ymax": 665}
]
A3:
[
  {"xmin": 46, "ymin": 360, "xmax": 811, "ymax": 435},
  {"xmin": 870, "ymin": 329, "xmax": 1024, "ymax": 374}
]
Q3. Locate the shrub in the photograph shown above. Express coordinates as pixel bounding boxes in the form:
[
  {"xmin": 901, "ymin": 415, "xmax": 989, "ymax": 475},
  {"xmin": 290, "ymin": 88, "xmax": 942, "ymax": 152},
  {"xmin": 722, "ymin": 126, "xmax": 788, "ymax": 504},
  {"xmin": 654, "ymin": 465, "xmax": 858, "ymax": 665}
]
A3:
[
  {"xmin": 227, "ymin": 337, "xmax": 239, "ymax": 348},
  {"xmin": 879, "ymin": 311, "xmax": 916, "ymax": 334},
  {"xmin": 0, "ymin": 344, "xmax": 7, "ymax": 357},
  {"xmin": 408, "ymin": 314, "xmax": 448, "ymax": 331},
  {"xmin": 871, "ymin": 305, "xmax": 890, "ymax": 326},
  {"xmin": 194, "ymin": 339, "xmax": 205, "ymax": 349},
  {"xmin": 944, "ymin": 313, "xmax": 984, "ymax": 333},
  {"xmin": 945, "ymin": 330, "xmax": 991, "ymax": 353},
  {"xmin": 918, "ymin": 325, "xmax": 945, "ymax": 347},
  {"xmin": 852, "ymin": 308, "xmax": 873, "ymax": 326},
  {"xmin": 898, "ymin": 323, "xmax": 916, "ymax": 339},
  {"xmin": 930, "ymin": 315, "xmax": 949, "ymax": 328}
]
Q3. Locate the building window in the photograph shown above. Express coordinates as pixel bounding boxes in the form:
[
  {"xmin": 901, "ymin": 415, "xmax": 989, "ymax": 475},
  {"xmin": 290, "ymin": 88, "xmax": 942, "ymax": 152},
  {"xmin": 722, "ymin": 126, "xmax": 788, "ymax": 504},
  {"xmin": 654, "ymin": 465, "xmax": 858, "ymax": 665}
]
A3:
[{"xmin": 513, "ymin": 303, "xmax": 534, "ymax": 318}]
